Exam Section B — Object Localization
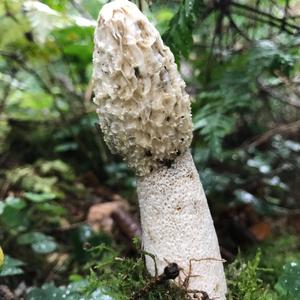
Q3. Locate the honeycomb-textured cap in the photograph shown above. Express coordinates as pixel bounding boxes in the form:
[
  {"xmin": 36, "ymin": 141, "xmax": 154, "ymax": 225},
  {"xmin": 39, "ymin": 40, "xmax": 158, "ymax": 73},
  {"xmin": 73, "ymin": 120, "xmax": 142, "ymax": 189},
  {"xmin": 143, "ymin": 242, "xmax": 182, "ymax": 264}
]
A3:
[{"xmin": 92, "ymin": 0, "xmax": 193, "ymax": 176}]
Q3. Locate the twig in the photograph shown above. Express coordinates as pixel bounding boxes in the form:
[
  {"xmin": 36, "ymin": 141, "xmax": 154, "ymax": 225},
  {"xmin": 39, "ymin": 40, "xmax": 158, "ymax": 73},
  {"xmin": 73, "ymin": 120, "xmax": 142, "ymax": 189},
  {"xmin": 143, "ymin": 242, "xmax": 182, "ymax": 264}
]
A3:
[
  {"xmin": 284, "ymin": 0, "xmax": 290, "ymax": 18},
  {"xmin": 243, "ymin": 120, "xmax": 300, "ymax": 148},
  {"xmin": 231, "ymin": 9, "xmax": 295, "ymax": 35},
  {"xmin": 0, "ymin": 51, "xmax": 53, "ymax": 94},
  {"xmin": 204, "ymin": 11, "xmax": 221, "ymax": 82},
  {"xmin": 226, "ymin": 12, "xmax": 251, "ymax": 41},
  {"xmin": 4, "ymin": 1, "xmax": 20, "ymax": 24},
  {"xmin": 0, "ymin": 76, "xmax": 14, "ymax": 114},
  {"xmin": 274, "ymin": 71, "xmax": 300, "ymax": 99},
  {"xmin": 0, "ymin": 180, "xmax": 10, "ymax": 200},
  {"xmin": 112, "ymin": 209, "xmax": 142, "ymax": 239},
  {"xmin": 138, "ymin": 0, "xmax": 143, "ymax": 11},
  {"xmin": 257, "ymin": 79, "xmax": 300, "ymax": 108},
  {"xmin": 231, "ymin": 1, "xmax": 300, "ymax": 33}
]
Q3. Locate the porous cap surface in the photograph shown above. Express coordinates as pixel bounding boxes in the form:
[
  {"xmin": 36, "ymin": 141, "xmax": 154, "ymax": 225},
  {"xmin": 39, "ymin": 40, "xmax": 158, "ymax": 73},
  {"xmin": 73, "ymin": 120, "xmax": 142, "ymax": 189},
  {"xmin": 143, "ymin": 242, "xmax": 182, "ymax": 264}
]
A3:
[{"xmin": 93, "ymin": 0, "xmax": 193, "ymax": 176}]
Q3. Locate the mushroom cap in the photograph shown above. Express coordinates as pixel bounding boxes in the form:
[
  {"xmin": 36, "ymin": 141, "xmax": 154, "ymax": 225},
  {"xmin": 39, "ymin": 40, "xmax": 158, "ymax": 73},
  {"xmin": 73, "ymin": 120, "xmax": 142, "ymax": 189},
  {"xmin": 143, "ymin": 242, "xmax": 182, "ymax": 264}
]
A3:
[{"xmin": 93, "ymin": 0, "xmax": 193, "ymax": 176}]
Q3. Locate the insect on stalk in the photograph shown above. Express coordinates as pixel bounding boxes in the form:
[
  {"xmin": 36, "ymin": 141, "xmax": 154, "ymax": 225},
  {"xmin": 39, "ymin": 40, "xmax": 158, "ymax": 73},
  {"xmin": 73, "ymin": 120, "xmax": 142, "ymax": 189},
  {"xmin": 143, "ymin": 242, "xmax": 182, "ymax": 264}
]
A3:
[{"xmin": 129, "ymin": 262, "xmax": 180, "ymax": 300}]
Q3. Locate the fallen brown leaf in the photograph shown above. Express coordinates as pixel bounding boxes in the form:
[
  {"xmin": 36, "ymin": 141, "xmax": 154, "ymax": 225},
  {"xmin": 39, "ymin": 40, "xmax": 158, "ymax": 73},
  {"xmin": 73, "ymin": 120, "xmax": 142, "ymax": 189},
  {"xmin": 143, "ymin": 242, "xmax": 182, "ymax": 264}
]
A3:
[
  {"xmin": 87, "ymin": 200, "xmax": 129, "ymax": 233},
  {"xmin": 249, "ymin": 221, "xmax": 272, "ymax": 241}
]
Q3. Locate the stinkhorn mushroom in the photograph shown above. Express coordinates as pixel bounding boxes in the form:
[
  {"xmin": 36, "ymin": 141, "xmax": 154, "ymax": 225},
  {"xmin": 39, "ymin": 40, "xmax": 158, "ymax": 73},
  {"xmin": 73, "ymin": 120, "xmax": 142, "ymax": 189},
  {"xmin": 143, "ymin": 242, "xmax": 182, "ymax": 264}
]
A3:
[{"xmin": 92, "ymin": 0, "xmax": 227, "ymax": 298}]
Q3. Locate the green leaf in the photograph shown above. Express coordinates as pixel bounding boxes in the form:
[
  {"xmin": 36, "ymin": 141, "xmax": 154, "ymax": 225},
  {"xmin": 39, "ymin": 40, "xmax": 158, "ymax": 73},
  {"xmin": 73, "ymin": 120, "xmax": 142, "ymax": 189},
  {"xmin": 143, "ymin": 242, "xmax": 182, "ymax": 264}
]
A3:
[
  {"xmin": 54, "ymin": 142, "xmax": 78, "ymax": 152},
  {"xmin": 247, "ymin": 157, "xmax": 271, "ymax": 174},
  {"xmin": 80, "ymin": 0, "xmax": 106, "ymax": 19},
  {"xmin": 184, "ymin": 0, "xmax": 195, "ymax": 17},
  {"xmin": 1, "ymin": 196, "xmax": 26, "ymax": 216},
  {"xmin": 193, "ymin": 117, "xmax": 207, "ymax": 131},
  {"xmin": 18, "ymin": 232, "xmax": 49, "ymax": 245},
  {"xmin": 163, "ymin": 0, "xmax": 205, "ymax": 63},
  {"xmin": 18, "ymin": 232, "xmax": 57, "ymax": 254},
  {"xmin": 36, "ymin": 159, "xmax": 75, "ymax": 181},
  {"xmin": 53, "ymin": 26, "xmax": 94, "ymax": 64},
  {"xmin": 5, "ymin": 196, "xmax": 27, "ymax": 210},
  {"xmin": 32, "ymin": 240, "xmax": 57, "ymax": 254},
  {"xmin": 25, "ymin": 282, "xmax": 100, "ymax": 300},
  {"xmin": 0, "ymin": 256, "xmax": 25, "ymax": 277},
  {"xmin": 0, "ymin": 202, "xmax": 4, "ymax": 215},
  {"xmin": 275, "ymin": 261, "xmax": 300, "ymax": 298},
  {"xmin": 26, "ymin": 283, "xmax": 66, "ymax": 300},
  {"xmin": 36, "ymin": 203, "xmax": 66, "ymax": 216},
  {"xmin": 1, "ymin": 206, "xmax": 29, "ymax": 230},
  {"xmin": 24, "ymin": 192, "xmax": 57, "ymax": 202},
  {"xmin": 284, "ymin": 140, "xmax": 300, "ymax": 152}
]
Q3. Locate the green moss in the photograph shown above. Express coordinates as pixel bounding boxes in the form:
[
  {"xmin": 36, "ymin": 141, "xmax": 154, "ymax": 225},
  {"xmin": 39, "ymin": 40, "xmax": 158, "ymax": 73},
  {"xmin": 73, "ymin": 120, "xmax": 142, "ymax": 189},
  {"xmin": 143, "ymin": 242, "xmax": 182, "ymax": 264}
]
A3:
[
  {"xmin": 85, "ymin": 235, "xmax": 300, "ymax": 300},
  {"xmin": 226, "ymin": 250, "xmax": 271, "ymax": 300},
  {"xmin": 259, "ymin": 235, "xmax": 300, "ymax": 284},
  {"xmin": 85, "ymin": 244, "xmax": 186, "ymax": 300},
  {"xmin": 226, "ymin": 234, "xmax": 300, "ymax": 300}
]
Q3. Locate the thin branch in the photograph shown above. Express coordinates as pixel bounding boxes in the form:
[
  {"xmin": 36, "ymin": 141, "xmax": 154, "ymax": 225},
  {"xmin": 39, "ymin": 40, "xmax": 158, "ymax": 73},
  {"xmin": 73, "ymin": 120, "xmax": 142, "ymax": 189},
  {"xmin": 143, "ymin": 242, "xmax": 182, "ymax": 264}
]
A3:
[
  {"xmin": 0, "ymin": 51, "xmax": 53, "ymax": 94},
  {"xmin": 204, "ymin": 11, "xmax": 220, "ymax": 82},
  {"xmin": 231, "ymin": 9, "xmax": 295, "ymax": 35},
  {"xmin": 284, "ymin": 0, "xmax": 290, "ymax": 18},
  {"xmin": 231, "ymin": 1, "xmax": 300, "ymax": 33},
  {"xmin": 243, "ymin": 120, "xmax": 300, "ymax": 148},
  {"xmin": 4, "ymin": 0, "xmax": 20, "ymax": 24},
  {"xmin": 226, "ymin": 12, "xmax": 251, "ymax": 41},
  {"xmin": 0, "ymin": 75, "xmax": 15, "ymax": 114},
  {"xmin": 274, "ymin": 70, "xmax": 300, "ymax": 99},
  {"xmin": 257, "ymin": 79, "xmax": 300, "ymax": 109}
]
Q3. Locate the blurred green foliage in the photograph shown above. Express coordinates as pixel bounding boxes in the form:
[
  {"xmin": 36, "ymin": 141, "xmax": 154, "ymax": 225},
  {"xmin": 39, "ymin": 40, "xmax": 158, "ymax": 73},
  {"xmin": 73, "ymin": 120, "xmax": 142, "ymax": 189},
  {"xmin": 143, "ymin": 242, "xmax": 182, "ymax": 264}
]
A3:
[
  {"xmin": 227, "ymin": 235, "xmax": 300, "ymax": 300},
  {"xmin": 0, "ymin": 0, "xmax": 300, "ymax": 299}
]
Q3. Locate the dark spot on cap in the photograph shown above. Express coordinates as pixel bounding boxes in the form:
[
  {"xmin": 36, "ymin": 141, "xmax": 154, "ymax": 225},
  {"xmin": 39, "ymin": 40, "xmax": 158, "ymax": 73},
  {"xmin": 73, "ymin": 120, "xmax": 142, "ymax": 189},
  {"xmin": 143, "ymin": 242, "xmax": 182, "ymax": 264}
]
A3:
[
  {"xmin": 145, "ymin": 150, "xmax": 152, "ymax": 157},
  {"xmin": 134, "ymin": 67, "xmax": 141, "ymax": 78},
  {"xmin": 159, "ymin": 159, "xmax": 173, "ymax": 168}
]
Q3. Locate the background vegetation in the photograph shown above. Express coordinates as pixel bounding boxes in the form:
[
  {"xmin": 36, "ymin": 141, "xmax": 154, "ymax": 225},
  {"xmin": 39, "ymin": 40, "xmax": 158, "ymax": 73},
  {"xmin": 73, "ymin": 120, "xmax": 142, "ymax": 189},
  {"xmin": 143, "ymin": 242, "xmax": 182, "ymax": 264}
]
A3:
[{"xmin": 0, "ymin": 0, "xmax": 299, "ymax": 299}]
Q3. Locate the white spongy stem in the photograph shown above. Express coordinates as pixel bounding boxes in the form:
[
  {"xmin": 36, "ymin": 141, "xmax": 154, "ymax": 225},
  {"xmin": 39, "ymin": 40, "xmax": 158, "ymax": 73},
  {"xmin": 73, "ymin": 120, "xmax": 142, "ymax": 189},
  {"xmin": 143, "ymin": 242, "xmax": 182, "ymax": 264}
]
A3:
[{"xmin": 137, "ymin": 151, "xmax": 227, "ymax": 299}]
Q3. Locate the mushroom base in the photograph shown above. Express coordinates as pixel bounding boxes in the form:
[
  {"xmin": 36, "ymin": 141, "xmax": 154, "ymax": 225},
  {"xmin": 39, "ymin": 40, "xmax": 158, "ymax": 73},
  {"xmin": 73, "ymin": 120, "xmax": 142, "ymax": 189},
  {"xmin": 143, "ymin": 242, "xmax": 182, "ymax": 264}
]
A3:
[{"xmin": 137, "ymin": 150, "xmax": 227, "ymax": 299}]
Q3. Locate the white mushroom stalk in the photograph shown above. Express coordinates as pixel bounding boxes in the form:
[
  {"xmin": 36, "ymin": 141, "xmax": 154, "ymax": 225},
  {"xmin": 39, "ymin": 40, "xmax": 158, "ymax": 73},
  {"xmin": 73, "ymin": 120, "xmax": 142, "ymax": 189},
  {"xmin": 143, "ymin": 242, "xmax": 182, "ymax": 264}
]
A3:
[{"xmin": 92, "ymin": 0, "xmax": 227, "ymax": 298}]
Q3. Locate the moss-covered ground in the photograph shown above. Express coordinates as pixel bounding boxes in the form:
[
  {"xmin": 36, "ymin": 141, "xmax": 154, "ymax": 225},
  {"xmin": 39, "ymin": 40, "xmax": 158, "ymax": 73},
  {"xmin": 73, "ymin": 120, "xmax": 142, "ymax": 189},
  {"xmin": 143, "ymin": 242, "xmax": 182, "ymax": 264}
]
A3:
[{"xmin": 81, "ymin": 234, "xmax": 300, "ymax": 300}]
